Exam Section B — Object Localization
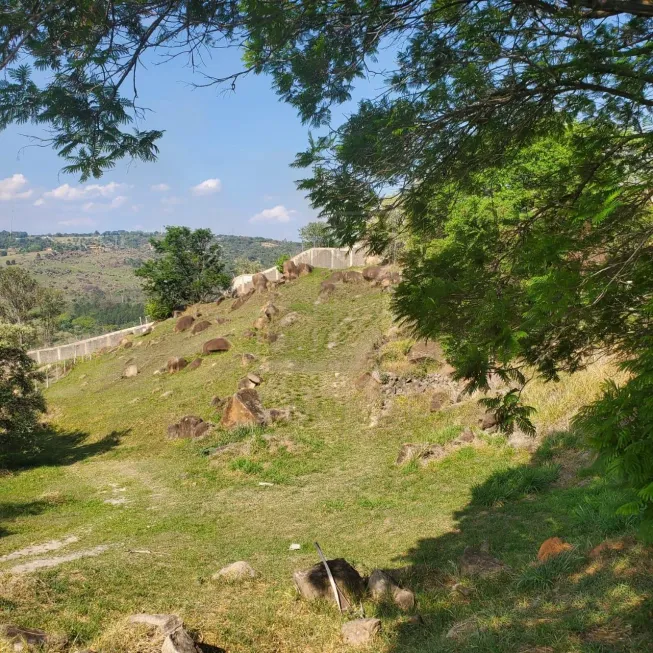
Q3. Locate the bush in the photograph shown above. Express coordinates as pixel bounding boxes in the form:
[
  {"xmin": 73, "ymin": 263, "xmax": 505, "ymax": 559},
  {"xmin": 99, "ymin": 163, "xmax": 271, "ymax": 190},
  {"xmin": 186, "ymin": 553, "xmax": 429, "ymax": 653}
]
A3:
[
  {"xmin": 0, "ymin": 346, "xmax": 46, "ymax": 462},
  {"xmin": 145, "ymin": 298, "xmax": 174, "ymax": 321},
  {"xmin": 471, "ymin": 464, "xmax": 560, "ymax": 506},
  {"xmin": 275, "ymin": 253, "xmax": 290, "ymax": 273}
]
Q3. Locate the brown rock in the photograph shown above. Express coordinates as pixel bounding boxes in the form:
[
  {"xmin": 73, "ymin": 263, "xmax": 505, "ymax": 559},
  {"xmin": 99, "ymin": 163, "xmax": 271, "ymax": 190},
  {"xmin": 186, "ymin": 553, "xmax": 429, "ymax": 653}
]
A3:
[
  {"xmin": 252, "ymin": 272, "xmax": 269, "ymax": 292},
  {"xmin": 537, "ymin": 537, "xmax": 573, "ymax": 562},
  {"xmin": 267, "ymin": 332, "xmax": 279, "ymax": 344},
  {"xmin": 240, "ymin": 353, "xmax": 257, "ymax": 366},
  {"xmin": 1, "ymin": 625, "xmax": 51, "ymax": 650},
  {"xmin": 343, "ymin": 270, "xmax": 364, "ymax": 283},
  {"xmin": 122, "ymin": 364, "xmax": 138, "ymax": 378},
  {"xmin": 231, "ymin": 290, "xmax": 254, "ymax": 311},
  {"xmin": 167, "ymin": 416, "xmax": 210, "ymax": 440},
  {"xmin": 262, "ymin": 303, "xmax": 279, "ymax": 319},
  {"xmin": 215, "ymin": 295, "xmax": 226, "ymax": 306},
  {"xmin": 191, "ymin": 320, "xmax": 211, "ymax": 335},
  {"xmin": 220, "ymin": 389, "xmax": 268, "ymax": 428},
  {"xmin": 362, "ymin": 265, "xmax": 383, "ymax": 281},
  {"xmin": 297, "ymin": 262, "xmax": 313, "ymax": 276},
  {"xmin": 452, "ymin": 428, "xmax": 475, "ymax": 445},
  {"xmin": 167, "ymin": 357, "xmax": 188, "ymax": 373},
  {"xmin": 253, "ymin": 316, "xmax": 269, "ymax": 330},
  {"xmin": 429, "ymin": 390, "xmax": 451, "ymax": 412},
  {"xmin": 408, "ymin": 339, "xmax": 442, "ymax": 363},
  {"xmin": 460, "ymin": 546, "xmax": 508, "ymax": 577},
  {"xmin": 267, "ymin": 407, "xmax": 291, "ymax": 423},
  {"xmin": 293, "ymin": 558, "xmax": 365, "ymax": 603},
  {"xmin": 215, "ymin": 316, "xmax": 229, "ymax": 325},
  {"xmin": 211, "ymin": 396, "xmax": 225, "ymax": 410},
  {"xmin": 188, "ymin": 358, "xmax": 202, "ymax": 371},
  {"xmin": 341, "ymin": 619, "xmax": 381, "ymax": 647},
  {"xmin": 203, "ymin": 338, "xmax": 231, "ymax": 354},
  {"xmin": 319, "ymin": 282, "xmax": 336, "ymax": 296},
  {"xmin": 175, "ymin": 315, "xmax": 195, "ymax": 332},
  {"xmin": 326, "ymin": 270, "xmax": 345, "ymax": 283},
  {"xmin": 396, "ymin": 443, "xmax": 446, "ymax": 465},
  {"xmin": 283, "ymin": 259, "xmax": 299, "ymax": 280}
]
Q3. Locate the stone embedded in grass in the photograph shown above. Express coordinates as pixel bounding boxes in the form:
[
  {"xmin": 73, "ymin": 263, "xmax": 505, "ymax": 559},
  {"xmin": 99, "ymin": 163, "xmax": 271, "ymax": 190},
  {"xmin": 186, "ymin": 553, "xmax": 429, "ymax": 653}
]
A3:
[
  {"xmin": 341, "ymin": 618, "xmax": 381, "ymax": 647},
  {"xmin": 278, "ymin": 311, "xmax": 300, "ymax": 327},
  {"xmin": 362, "ymin": 265, "xmax": 383, "ymax": 281},
  {"xmin": 161, "ymin": 391, "xmax": 173, "ymax": 398},
  {"xmin": 129, "ymin": 613, "xmax": 183, "ymax": 636},
  {"xmin": 446, "ymin": 617, "xmax": 485, "ymax": 640},
  {"xmin": 161, "ymin": 627, "xmax": 201, "ymax": 653},
  {"xmin": 175, "ymin": 315, "xmax": 195, "ymax": 332},
  {"xmin": 188, "ymin": 358, "xmax": 202, "ymax": 371},
  {"xmin": 342, "ymin": 270, "xmax": 364, "ymax": 283},
  {"xmin": 166, "ymin": 416, "xmax": 210, "ymax": 440},
  {"xmin": 262, "ymin": 302, "xmax": 279, "ymax": 319},
  {"xmin": 253, "ymin": 316, "xmax": 269, "ymax": 330},
  {"xmin": 319, "ymin": 281, "xmax": 336, "ymax": 297},
  {"xmin": 460, "ymin": 545, "xmax": 508, "ymax": 577},
  {"xmin": 122, "ymin": 364, "xmax": 138, "ymax": 378},
  {"xmin": 396, "ymin": 443, "xmax": 446, "ymax": 466},
  {"xmin": 537, "ymin": 537, "xmax": 573, "ymax": 562},
  {"xmin": 220, "ymin": 389, "xmax": 267, "ymax": 429},
  {"xmin": 267, "ymin": 332, "xmax": 279, "ymax": 344},
  {"xmin": 167, "ymin": 357, "xmax": 188, "ymax": 373},
  {"xmin": 293, "ymin": 558, "xmax": 365, "ymax": 603},
  {"xmin": 210, "ymin": 396, "xmax": 225, "ymax": 410},
  {"xmin": 267, "ymin": 408, "xmax": 291, "ymax": 424},
  {"xmin": 190, "ymin": 320, "xmax": 211, "ymax": 335},
  {"xmin": 368, "ymin": 569, "xmax": 415, "ymax": 611},
  {"xmin": 212, "ymin": 560, "xmax": 256, "ymax": 581},
  {"xmin": 0, "ymin": 625, "xmax": 60, "ymax": 651},
  {"xmin": 215, "ymin": 316, "xmax": 229, "ymax": 324},
  {"xmin": 202, "ymin": 337, "xmax": 231, "ymax": 354}
]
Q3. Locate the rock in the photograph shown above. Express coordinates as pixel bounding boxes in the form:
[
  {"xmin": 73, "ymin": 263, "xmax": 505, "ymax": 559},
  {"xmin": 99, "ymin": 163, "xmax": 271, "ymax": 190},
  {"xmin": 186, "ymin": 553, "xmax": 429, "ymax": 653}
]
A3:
[
  {"xmin": 241, "ymin": 353, "xmax": 257, "ymax": 366},
  {"xmin": 283, "ymin": 259, "xmax": 299, "ymax": 280},
  {"xmin": 238, "ymin": 376, "xmax": 257, "ymax": 390},
  {"xmin": 297, "ymin": 262, "xmax": 313, "ymax": 276},
  {"xmin": 355, "ymin": 372, "xmax": 378, "ymax": 391},
  {"xmin": 326, "ymin": 270, "xmax": 345, "ymax": 283},
  {"xmin": 247, "ymin": 373, "xmax": 262, "ymax": 385},
  {"xmin": 267, "ymin": 408, "xmax": 291, "ymax": 423},
  {"xmin": 188, "ymin": 358, "xmax": 202, "ymax": 371},
  {"xmin": 396, "ymin": 443, "xmax": 446, "ymax": 465},
  {"xmin": 191, "ymin": 320, "xmax": 211, "ymax": 335},
  {"xmin": 203, "ymin": 338, "xmax": 231, "ymax": 354},
  {"xmin": 460, "ymin": 546, "xmax": 508, "ymax": 577},
  {"xmin": 262, "ymin": 303, "xmax": 279, "ymax": 319},
  {"xmin": 122, "ymin": 364, "xmax": 138, "ymax": 378},
  {"xmin": 161, "ymin": 627, "xmax": 200, "ymax": 653},
  {"xmin": 319, "ymin": 282, "xmax": 336, "ymax": 296},
  {"xmin": 220, "ymin": 389, "xmax": 267, "ymax": 428},
  {"xmin": 343, "ymin": 270, "xmax": 364, "ymax": 283},
  {"xmin": 1, "ymin": 625, "xmax": 50, "ymax": 651},
  {"xmin": 408, "ymin": 339, "xmax": 442, "ymax": 363},
  {"xmin": 266, "ymin": 332, "xmax": 279, "ymax": 344},
  {"xmin": 253, "ymin": 316, "xmax": 269, "ymax": 330},
  {"xmin": 212, "ymin": 560, "xmax": 256, "ymax": 581},
  {"xmin": 175, "ymin": 315, "xmax": 195, "ymax": 332},
  {"xmin": 167, "ymin": 416, "xmax": 210, "ymax": 440},
  {"xmin": 362, "ymin": 265, "xmax": 383, "ymax": 281},
  {"xmin": 480, "ymin": 411, "xmax": 498, "ymax": 430},
  {"xmin": 537, "ymin": 537, "xmax": 573, "ymax": 562},
  {"xmin": 231, "ymin": 290, "xmax": 254, "ymax": 311},
  {"xmin": 289, "ymin": 543, "xmax": 301, "ymax": 551},
  {"xmin": 446, "ymin": 617, "xmax": 484, "ymax": 640},
  {"xmin": 215, "ymin": 295, "xmax": 226, "ymax": 306},
  {"xmin": 167, "ymin": 357, "xmax": 188, "ymax": 373},
  {"xmin": 129, "ymin": 614, "xmax": 183, "ymax": 636},
  {"xmin": 252, "ymin": 272, "xmax": 269, "ymax": 292},
  {"xmin": 368, "ymin": 569, "xmax": 415, "ymax": 611},
  {"xmin": 215, "ymin": 317, "xmax": 229, "ymax": 325},
  {"xmin": 210, "ymin": 395, "xmax": 225, "ymax": 410},
  {"xmin": 341, "ymin": 619, "xmax": 381, "ymax": 647},
  {"xmin": 120, "ymin": 338, "xmax": 133, "ymax": 349},
  {"xmin": 140, "ymin": 326, "xmax": 153, "ymax": 336},
  {"xmin": 429, "ymin": 390, "xmax": 451, "ymax": 412},
  {"xmin": 279, "ymin": 312, "xmax": 300, "ymax": 327},
  {"xmin": 293, "ymin": 558, "xmax": 365, "ymax": 602}
]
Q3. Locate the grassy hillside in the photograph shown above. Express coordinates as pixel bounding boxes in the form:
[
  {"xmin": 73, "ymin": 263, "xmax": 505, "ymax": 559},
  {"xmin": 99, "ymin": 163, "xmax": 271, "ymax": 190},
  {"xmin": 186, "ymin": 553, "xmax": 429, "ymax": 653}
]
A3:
[{"xmin": 1, "ymin": 272, "xmax": 651, "ymax": 653}]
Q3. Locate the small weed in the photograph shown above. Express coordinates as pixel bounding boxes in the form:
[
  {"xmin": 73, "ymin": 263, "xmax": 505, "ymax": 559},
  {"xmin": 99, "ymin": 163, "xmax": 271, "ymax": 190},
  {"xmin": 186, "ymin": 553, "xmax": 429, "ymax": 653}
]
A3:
[
  {"xmin": 471, "ymin": 464, "xmax": 560, "ymax": 506},
  {"xmin": 229, "ymin": 457, "xmax": 263, "ymax": 475}
]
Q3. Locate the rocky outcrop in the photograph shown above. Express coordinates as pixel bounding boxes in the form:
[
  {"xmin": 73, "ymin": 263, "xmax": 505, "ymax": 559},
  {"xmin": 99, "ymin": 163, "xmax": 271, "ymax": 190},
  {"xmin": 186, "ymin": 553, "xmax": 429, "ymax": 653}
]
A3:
[
  {"xmin": 220, "ymin": 389, "xmax": 267, "ymax": 428},
  {"xmin": 167, "ymin": 416, "xmax": 210, "ymax": 440},
  {"xmin": 167, "ymin": 357, "xmax": 188, "ymax": 373},
  {"xmin": 341, "ymin": 619, "xmax": 381, "ymax": 647},
  {"xmin": 190, "ymin": 320, "xmax": 211, "ymax": 335},
  {"xmin": 175, "ymin": 315, "xmax": 195, "ymax": 332},
  {"xmin": 202, "ymin": 338, "xmax": 231, "ymax": 354},
  {"xmin": 293, "ymin": 558, "xmax": 365, "ymax": 602}
]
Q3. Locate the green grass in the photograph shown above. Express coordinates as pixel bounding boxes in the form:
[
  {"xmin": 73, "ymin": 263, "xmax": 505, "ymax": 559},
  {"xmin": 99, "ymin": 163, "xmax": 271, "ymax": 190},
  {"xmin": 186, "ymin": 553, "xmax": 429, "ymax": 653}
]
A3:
[{"xmin": 1, "ymin": 272, "xmax": 651, "ymax": 653}]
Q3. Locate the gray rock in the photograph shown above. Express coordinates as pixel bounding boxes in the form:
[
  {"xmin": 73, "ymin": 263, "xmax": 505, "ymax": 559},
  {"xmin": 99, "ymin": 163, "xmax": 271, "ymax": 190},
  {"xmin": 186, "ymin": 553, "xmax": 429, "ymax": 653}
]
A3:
[
  {"xmin": 161, "ymin": 627, "xmax": 200, "ymax": 653},
  {"xmin": 341, "ymin": 618, "xmax": 381, "ymax": 647},
  {"xmin": 293, "ymin": 558, "xmax": 364, "ymax": 602},
  {"xmin": 212, "ymin": 560, "xmax": 256, "ymax": 581}
]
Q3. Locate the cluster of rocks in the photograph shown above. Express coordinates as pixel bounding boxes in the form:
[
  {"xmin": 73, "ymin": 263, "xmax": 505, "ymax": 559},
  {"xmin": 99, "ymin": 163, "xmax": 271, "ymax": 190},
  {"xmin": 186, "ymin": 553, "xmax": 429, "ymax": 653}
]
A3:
[{"xmin": 318, "ymin": 265, "xmax": 401, "ymax": 299}]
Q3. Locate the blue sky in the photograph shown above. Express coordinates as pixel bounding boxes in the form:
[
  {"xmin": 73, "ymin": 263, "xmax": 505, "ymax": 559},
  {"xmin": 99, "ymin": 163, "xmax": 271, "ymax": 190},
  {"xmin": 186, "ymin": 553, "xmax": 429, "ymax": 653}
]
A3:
[{"xmin": 0, "ymin": 46, "xmax": 390, "ymax": 239}]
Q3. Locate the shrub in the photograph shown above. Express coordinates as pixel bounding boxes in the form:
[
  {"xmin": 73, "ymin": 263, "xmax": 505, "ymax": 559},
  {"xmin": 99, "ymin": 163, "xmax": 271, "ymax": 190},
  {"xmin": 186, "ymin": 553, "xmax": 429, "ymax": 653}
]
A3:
[
  {"xmin": 275, "ymin": 254, "xmax": 290, "ymax": 273},
  {"xmin": 145, "ymin": 298, "xmax": 174, "ymax": 321}
]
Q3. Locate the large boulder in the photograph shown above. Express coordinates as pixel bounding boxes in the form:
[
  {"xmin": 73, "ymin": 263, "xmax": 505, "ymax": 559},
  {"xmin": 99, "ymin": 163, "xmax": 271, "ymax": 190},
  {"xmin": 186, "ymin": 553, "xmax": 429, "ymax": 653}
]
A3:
[
  {"xmin": 191, "ymin": 320, "xmax": 211, "ymax": 335},
  {"xmin": 252, "ymin": 272, "xmax": 269, "ymax": 292},
  {"xmin": 343, "ymin": 270, "xmax": 364, "ymax": 283},
  {"xmin": 341, "ymin": 619, "xmax": 381, "ymax": 647},
  {"xmin": 283, "ymin": 259, "xmax": 299, "ymax": 280},
  {"xmin": 167, "ymin": 416, "xmax": 210, "ymax": 440},
  {"xmin": 175, "ymin": 315, "xmax": 195, "ymax": 332},
  {"xmin": 297, "ymin": 262, "xmax": 313, "ymax": 276},
  {"xmin": 167, "ymin": 357, "xmax": 188, "ymax": 373},
  {"xmin": 220, "ymin": 389, "xmax": 268, "ymax": 428},
  {"xmin": 203, "ymin": 338, "xmax": 231, "ymax": 354},
  {"xmin": 122, "ymin": 364, "xmax": 138, "ymax": 378},
  {"xmin": 293, "ymin": 558, "xmax": 365, "ymax": 603}
]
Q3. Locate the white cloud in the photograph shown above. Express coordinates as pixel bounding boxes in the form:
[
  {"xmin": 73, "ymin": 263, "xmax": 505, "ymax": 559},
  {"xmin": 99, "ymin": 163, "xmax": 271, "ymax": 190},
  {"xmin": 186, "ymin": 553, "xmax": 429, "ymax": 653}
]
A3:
[
  {"xmin": 82, "ymin": 195, "xmax": 128, "ymax": 213},
  {"xmin": 33, "ymin": 198, "xmax": 45, "ymax": 207},
  {"xmin": 44, "ymin": 181, "xmax": 127, "ymax": 201},
  {"xmin": 0, "ymin": 174, "xmax": 33, "ymax": 201},
  {"xmin": 151, "ymin": 183, "xmax": 170, "ymax": 192},
  {"xmin": 249, "ymin": 205, "xmax": 295, "ymax": 224},
  {"xmin": 191, "ymin": 178, "xmax": 222, "ymax": 195},
  {"xmin": 161, "ymin": 195, "xmax": 183, "ymax": 206},
  {"xmin": 57, "ymin": 217, "xmax": 97, "ymax": 227}
]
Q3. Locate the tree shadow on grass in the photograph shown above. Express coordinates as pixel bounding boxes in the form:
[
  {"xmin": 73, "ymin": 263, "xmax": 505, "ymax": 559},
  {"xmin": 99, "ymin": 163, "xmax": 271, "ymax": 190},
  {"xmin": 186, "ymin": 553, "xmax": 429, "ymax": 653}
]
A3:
[
  {"xmin": 382, "ymin": 432, "xmax": 653, "ymax": 653},
  {"xmin": 3, "ymin": 426, "xmax": 128, "ymax": 470},
  {"xmin": 0, "ymin": 500, "xmax": 54, "ymax": 539}
]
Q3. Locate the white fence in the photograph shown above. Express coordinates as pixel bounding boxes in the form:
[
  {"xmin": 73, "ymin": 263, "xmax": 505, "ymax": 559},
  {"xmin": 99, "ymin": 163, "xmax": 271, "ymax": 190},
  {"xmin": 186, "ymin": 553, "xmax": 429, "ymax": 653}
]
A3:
[{"xmin": 232, "ymin": 246, "xmax": 369, "ymax": 295}]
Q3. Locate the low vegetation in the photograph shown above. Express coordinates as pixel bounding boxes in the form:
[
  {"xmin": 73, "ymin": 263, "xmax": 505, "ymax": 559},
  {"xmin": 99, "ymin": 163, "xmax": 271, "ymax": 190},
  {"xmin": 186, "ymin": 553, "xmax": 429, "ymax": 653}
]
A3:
[{"xmin": 1, "ymin": 272, "xmax": 649, "ymax": 652}]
